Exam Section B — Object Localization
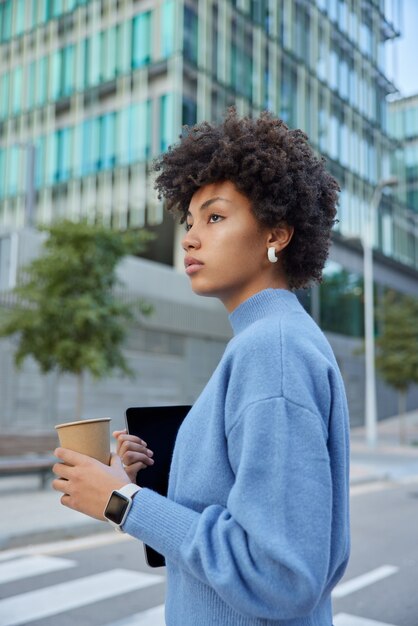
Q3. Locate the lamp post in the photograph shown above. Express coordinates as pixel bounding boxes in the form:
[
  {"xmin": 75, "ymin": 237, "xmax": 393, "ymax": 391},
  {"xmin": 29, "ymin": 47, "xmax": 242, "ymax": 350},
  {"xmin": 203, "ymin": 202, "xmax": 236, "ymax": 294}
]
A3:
[{"xmin": 363, "ymin": 176, "xmax": 398, "ymax": 448}]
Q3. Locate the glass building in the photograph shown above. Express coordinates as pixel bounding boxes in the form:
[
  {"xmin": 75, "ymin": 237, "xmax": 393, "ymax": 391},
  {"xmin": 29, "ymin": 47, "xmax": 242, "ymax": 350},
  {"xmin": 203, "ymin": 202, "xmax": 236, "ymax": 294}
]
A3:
[
  {"xmin": 0, "ymin": 0, "xmax": 417, "ymax": 423},
  {"xmin": 389, "ymin": 93, "xmax": 418, "ymax": 214}
]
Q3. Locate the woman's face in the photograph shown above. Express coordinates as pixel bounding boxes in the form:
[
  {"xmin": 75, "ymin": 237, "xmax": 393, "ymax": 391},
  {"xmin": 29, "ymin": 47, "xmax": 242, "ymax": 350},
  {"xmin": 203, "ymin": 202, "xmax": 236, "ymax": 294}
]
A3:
[{"xmin": 181, "ymin": 181, "xmax": 290, "ymax": 312}]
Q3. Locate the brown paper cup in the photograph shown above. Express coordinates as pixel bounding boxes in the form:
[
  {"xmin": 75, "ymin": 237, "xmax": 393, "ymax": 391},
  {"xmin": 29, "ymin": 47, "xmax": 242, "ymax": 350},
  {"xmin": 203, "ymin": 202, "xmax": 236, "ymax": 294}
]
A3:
[{"xmin": 55, "ymin": 418, "xmax": 111, "ymax": 465}]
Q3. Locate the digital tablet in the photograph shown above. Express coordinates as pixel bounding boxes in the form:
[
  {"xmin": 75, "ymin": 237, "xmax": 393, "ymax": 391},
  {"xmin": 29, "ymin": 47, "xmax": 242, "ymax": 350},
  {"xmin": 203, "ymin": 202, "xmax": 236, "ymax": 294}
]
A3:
[{"xmin": 125, "ymin": 405, "xmax": 192, "ymax": 567}]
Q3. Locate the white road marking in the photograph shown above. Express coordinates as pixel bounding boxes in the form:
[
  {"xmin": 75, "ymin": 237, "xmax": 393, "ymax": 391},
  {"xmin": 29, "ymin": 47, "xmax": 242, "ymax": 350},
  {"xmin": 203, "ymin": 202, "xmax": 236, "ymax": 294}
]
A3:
[
  {"xmin": 334, "ymin": 613, "xmax": 398, "ymax": 626},
  {"xmin": 0, "ymin": 568, "xmax": 164, "ymax": 626},
  {"xmin": 333, "ymin": 565, "xmax": 399, "ymax": 598},
  {"xmin": 0, "ymin": 531, "xmax": 131, "ymax": 562},
  {"xmin": 107, "ymin": 604, "xmax": 165, "ymax": 626},
  {"xmin": 0, "ymin": 555, "xmax": 75, "ymax": 584}
]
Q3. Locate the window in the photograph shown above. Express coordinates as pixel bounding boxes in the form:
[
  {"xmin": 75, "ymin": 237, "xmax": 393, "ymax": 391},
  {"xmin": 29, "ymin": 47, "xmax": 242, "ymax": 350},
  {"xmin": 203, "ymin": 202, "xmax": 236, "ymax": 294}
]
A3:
[
  {"xmin": 280, "ymin": 61, "xmax": 297, "ymax": 128},
  {"xmin": 160, "ymin": 94, "xmax": 174, "ymax": 152},
  {"xmin": 15, "ymin": 0, "xmax": 26, "ymax": 36},
  {"xmin": 162, "ymin": 0, "xmax": 175, "ymax": 58},
  {"xmin": 320, "ymin": 261, "xmax": 364, "ymax": 338},
  {"xmin": 132, "ymin": 12, "xmax": 152, "ymax": 68},
  {"xmin": 101, "ymin": 28, "xmax": 117, "ymax": 82},
  {"xmin": 99, "ymin": 113, "xmax": 116, "ymax": 170},
  {"xmin": 182, "ymin": 96, "xmax": 197, "ymax": 126},
  {"xmin": 0, "ymin": 73, "xmax": 10, "ymax": 120},
  {"xmin": 12, "ymin": 67, "xmax": 23, "ymax": 115},
  {"xmin": 0, "ymin": 0, "xmax": 12, "ymax": 43},
  {"xmin": 131, "ymin": 100, "xmax": 151, "ymax": 161},
  {"xmin": 37, "ymin": 57, "xmax": 48, "ymax": 106},
  {"xmin": 184, "ymin": 6, "xmax": 198, "ymax": 65}
]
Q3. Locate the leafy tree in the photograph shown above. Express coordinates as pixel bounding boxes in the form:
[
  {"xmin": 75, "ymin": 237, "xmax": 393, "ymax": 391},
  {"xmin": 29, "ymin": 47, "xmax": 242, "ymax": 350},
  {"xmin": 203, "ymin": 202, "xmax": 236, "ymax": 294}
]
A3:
[
  {"xmin": 0, "ymin": 220, "xmax": 154, "ymax": 420},
  {"xmin": 375, "ymin": 290, "xmax": 418, "ymax": 443}
]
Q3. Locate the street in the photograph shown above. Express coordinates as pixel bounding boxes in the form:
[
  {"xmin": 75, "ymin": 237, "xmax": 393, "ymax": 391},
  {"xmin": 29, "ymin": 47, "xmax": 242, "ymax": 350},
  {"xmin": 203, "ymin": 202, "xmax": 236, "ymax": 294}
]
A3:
[
  {"xmin": 333, "ymin": 478, "xmax": 418, "ymax": 626},
  {"xmin": 0, "ymin": 478, "xmax": 418, "ymax": 626}
]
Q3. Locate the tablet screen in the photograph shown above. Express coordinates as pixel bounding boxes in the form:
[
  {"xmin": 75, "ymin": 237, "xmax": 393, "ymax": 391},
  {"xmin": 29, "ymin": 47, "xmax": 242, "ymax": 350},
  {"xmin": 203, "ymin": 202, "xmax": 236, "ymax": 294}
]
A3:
[{"xmin": 125, "ymin": 405, "xmax": 191, "ymax": 566}]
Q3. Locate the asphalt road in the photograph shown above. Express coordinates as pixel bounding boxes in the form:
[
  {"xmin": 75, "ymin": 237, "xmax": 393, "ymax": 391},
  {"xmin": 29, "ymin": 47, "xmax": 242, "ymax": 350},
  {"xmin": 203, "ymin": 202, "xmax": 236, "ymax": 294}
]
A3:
[
  {"xmin": 333, "ymin": 478, "xmax": 418, "ymax": 626},
  {"xmin": 1, "ymin": 478, "xmax": 418, "ymax": 626}
]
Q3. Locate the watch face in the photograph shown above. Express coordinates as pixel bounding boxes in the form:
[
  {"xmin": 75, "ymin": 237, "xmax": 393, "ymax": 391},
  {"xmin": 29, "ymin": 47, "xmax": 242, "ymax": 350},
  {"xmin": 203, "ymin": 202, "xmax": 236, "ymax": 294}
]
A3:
[{"xmin": 105, "ymin": 492, "xmax": 130, "ymax": 525}]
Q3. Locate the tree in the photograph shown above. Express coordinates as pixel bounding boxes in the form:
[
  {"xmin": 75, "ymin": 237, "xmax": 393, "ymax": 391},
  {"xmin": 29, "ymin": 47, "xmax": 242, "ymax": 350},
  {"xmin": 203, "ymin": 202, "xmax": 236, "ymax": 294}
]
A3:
[
  {"xmin": 0, "ymin": 220, "xmax": 154, "ymax": 420},
  {"xmin": 375, "ymin": 290, "xmax": 418, "ymax": 443}
]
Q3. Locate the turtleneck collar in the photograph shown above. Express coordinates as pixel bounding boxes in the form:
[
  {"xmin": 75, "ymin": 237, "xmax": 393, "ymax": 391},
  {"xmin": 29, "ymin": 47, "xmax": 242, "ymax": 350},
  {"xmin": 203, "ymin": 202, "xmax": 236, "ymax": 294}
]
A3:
[{"xmin": 228, "ymin": 288, "xmax": 300, "ymax": 335}]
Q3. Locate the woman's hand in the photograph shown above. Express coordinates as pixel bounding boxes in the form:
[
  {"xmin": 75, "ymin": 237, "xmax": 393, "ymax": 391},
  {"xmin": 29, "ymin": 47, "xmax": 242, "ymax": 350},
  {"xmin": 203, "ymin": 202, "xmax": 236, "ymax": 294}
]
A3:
[
  {"xmin": 113, "ymin": 429, "xmax": 154, "ymax": 483},
  {"xmin": 52, "ymin": 449, "xmax": 131, "ymax": 520}
]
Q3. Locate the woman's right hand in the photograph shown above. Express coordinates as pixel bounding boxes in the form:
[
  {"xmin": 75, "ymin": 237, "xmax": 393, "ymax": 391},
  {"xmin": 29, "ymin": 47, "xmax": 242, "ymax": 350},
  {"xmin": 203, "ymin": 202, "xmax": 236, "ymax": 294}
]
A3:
[{"xmin": 112, "ymin": 429, "xmax": 154, "ymax": 483}]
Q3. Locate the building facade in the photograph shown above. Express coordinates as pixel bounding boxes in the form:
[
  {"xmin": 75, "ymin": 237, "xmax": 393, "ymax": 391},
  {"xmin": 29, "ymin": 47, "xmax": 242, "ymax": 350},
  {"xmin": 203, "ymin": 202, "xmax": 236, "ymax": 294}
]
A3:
[
  {"xmin": 0, "ymin": 0, "xmax": 417, "ymax": 428},
  {"xmin": 389, "ymin": 93, "xmax": 418, "ymax": 214}
]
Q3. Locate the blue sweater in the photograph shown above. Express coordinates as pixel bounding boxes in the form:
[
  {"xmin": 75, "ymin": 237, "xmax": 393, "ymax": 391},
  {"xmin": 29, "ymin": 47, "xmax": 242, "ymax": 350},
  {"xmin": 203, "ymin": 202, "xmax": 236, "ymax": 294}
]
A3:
[{"xmin": 124, "ymin": 289, "xmax": 350, "ymax": 625}]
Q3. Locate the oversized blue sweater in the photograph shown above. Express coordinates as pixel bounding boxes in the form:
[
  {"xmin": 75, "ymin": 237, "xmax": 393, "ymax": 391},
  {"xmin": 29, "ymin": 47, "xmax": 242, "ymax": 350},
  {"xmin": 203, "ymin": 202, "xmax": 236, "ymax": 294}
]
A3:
[{"xmin": 124, "ymin": 289, "xmax": 350, "ymax": 625}]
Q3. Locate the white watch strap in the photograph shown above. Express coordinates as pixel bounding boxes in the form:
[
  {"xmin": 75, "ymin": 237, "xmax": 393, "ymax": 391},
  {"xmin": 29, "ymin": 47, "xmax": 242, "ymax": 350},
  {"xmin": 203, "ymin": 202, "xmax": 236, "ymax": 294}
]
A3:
[{"xmin": 117, "ymin": 483, "xmax": 141, "ymax": 498}]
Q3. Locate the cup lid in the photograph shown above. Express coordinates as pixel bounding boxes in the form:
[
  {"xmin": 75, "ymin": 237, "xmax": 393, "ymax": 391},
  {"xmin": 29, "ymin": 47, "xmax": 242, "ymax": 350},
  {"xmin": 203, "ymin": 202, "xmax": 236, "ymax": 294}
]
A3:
[{"xmin": 55, "ymin": 417, "xmax": 112, "ymax": 430}]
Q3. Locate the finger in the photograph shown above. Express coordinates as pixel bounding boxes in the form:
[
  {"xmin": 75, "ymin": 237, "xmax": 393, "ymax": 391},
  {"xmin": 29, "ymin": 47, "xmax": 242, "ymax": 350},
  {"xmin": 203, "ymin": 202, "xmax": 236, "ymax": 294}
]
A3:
[
  {"xmin": 112, "ymin": 429, "xmax": 126, "ymax": 439},
  {"xmin": 52, "ymin": 461, "xmax": 73, "ymax": 480},
  {"xmin": 117, "ymin": 433, "xmax": 148, "ymax": 447},
  {"xmin": 123, "ymin": 450, "xmax": 154, "ymax": 467},
  {"xmin": 52, "ymin": 477, "xmax": 71, "ymax": 495},
  {"xmin": 119, "ymin": 439, "xmax": 153, "ymax": 457},
  {"xmin": 54, "ymin": 447, "xmax": 92, "ymax": 466}
]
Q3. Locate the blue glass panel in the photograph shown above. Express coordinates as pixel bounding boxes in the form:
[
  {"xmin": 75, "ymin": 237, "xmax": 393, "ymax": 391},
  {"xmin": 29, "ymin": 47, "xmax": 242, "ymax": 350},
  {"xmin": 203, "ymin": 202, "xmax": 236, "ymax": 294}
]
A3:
[
  {"xmin": 12, "ymin": 67, "xmax": 23, "ymax": 115},
  {"xmin": 100, "ymin": 113, "xmax": 116, "ymax": 170},
  {"xmin": 130, "ymin": 101, "xmax": 151, "ymax": 161},
  {"xmin": 132, "ymin": 12, "xmax": 151, "ymax": 68},
  {"xmin": 160, "ymin": 94, "xmax": 174, "ymax": 152},
  {"xmin": 184, "ymin": 6, "xmax": 198, "ymax": 64},
  {"xmin": 0, "ymin": 73, "xmax": 10, "ymax": 120},
  {"xmin": 0, "ymin": 1, "xmax": 12, "ymax": 43},
  {"xmin": 162, "ymin": 0, "xmax": 175, "ymax": 58}
]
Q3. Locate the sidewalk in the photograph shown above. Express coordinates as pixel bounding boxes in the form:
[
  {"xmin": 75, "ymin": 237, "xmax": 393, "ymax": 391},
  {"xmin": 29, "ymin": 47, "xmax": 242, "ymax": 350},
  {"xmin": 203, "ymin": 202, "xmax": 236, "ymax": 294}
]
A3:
[{"xmin": 1, "ymin": 410, "xmax": 418, "ymax": 551}]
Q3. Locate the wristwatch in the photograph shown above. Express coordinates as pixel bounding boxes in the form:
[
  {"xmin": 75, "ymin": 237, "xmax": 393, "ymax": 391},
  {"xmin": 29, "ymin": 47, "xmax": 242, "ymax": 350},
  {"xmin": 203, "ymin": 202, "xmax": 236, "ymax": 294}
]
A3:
[{"xmin": 104, "ymin": 483, "xmax": 141, "ymax": 532}]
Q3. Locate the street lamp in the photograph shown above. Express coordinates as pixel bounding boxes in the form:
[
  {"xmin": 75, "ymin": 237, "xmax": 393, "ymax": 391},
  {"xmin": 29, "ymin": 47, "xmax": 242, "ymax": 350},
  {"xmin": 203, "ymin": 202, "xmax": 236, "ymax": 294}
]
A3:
[{"xmin": 363, "ymin": 176, "xmax": 398, "ymax": 448}]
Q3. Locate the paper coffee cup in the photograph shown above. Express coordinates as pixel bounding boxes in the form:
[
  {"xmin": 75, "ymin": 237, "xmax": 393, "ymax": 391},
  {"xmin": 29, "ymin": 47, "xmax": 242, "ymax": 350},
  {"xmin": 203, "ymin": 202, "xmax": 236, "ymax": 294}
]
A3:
[{"xmin": 55, "ymin": 417, "xmax": 111, "ymax": 465}]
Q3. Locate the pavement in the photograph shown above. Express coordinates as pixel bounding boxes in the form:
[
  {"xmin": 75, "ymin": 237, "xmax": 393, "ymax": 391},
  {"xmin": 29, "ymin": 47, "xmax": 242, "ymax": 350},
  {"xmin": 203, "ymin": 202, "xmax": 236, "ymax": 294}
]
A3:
[{"xmin": 1, "ymin": 410, "xmax": 418, "ymax": 551}]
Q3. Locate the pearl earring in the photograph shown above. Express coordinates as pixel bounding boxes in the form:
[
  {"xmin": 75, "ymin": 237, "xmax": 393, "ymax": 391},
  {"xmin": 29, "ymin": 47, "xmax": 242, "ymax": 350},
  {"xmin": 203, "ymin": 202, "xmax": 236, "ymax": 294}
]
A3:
[{"xmin": 268, "ymin": 247, "xmax": 278, "ymax": 263}]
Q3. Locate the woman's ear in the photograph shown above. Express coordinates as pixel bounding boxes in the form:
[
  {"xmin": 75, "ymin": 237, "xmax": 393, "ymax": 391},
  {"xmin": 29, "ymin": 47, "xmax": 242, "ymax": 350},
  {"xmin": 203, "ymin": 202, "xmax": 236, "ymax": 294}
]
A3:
[{"xmin": 267, "ymin": 223, "xmax": 294, "ymax": 252}]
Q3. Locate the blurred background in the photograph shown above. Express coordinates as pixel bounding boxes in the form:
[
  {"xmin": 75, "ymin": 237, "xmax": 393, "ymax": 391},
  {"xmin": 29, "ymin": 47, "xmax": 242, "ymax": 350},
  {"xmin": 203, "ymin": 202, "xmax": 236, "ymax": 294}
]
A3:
[{"xmin": 1, "ymin": 4, "xmax": 418, "ymax": 626}]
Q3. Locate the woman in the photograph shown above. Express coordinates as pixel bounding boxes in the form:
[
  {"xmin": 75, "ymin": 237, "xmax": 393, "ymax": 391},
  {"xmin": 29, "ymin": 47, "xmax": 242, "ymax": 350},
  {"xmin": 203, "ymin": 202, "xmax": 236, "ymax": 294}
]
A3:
[{"xmin": 53, "ymin": 110, "xmax": 350, "ymax": 625}]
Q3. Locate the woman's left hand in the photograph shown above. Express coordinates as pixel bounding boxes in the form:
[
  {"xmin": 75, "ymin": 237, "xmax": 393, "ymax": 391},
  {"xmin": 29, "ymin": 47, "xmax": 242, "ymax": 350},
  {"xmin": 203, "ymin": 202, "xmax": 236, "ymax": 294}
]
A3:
[{"xmin": 52, "ymin": 448, "xmax": 131, "ymax": 521}]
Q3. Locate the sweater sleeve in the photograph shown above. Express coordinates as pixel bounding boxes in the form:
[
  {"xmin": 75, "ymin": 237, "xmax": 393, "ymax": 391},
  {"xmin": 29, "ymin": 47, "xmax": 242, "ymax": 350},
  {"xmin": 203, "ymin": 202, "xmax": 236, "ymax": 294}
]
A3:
[{"xmin": 123, "ymin": 396, "xmax": 332, "ymax": 621}]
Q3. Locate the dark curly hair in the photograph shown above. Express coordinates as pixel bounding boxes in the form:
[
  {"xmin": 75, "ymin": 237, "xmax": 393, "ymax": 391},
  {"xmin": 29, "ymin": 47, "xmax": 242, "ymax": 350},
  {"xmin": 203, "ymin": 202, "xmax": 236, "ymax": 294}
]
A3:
[{"xmin": 153, "ymin": 108, "xmax": 339, "ymax": 289}]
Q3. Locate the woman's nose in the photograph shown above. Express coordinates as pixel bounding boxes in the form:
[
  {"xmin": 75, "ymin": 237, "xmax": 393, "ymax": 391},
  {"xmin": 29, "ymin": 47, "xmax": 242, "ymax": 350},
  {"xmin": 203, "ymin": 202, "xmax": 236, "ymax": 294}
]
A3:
[{"xmin": 182, "ymin": 227, "xmax": 201, "ymax": 252}]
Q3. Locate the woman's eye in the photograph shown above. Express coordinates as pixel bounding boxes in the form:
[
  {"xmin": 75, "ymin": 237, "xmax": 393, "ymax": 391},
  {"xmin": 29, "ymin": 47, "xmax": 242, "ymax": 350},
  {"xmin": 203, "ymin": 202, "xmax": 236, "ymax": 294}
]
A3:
[
  {"xmin": 185, "ymin": 222, "xmax": 192, "ymax": 231},
  {"xmin": 209, "ymin": 214, "xmax": 223, "ymax": 224}
]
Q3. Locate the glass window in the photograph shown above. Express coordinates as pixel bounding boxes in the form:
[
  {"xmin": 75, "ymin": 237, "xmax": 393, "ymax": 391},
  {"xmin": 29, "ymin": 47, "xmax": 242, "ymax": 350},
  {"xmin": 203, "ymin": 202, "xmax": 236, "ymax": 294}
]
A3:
[
  {"xmin": 0, "ymin": 148, "xmax": 5, "ymax": 199},
  {"xmin": 320, "ymin": 261, "xmax": 364, "ymax": 337},
  {"xmin": 37, "ymin": 57, "xmax": 48, "ymax": 106},
  {"xmin": 11, "ymin": 67, "xmax": 23, "ymax": 115},
  {"xmin": 183, "ymin": 6, "xmax": 198, "ymax": 65},
  {"xmin": 87, "ymin": 33, "xmax": 100, "ymax": 87},
  {"xmin": 280, "ymin": 60, "xmax": 297, "ymax": 128},
  {"xmin": 15, "ymin": 0, "xmax": 26, "ymax": 36},
  {"xmin": 162, "ymin": 0, "xmax": 175, "ymax": 58},
  {"xmin": 160, "ymin": 94, "xmax": 174, "ymax": 152},
  {"xmin": 0, "ymin": 73, "xmax": 10, "ymax": 120},
  {"xmin": 50, "ymin": 50, "xmax": 61, "ymax": 101},
  {"xmin": 81, "ymin": 117, "xmax": 100, "ymax": 174},
  {"xmin": 116, "ymin": 21, "xmax": 132, "ymax": 75},
  {"xmin": 9, "ymin": 146, "xmax": 21, "ymax": 195},
  {"xmin": 101, "ymin": 27, "xmax": 117, "ymax": 82},
  {"xmin": 56, "ymin": 127, "xmax": 73, "ymax": 181},
  {"xmin": 130, "ymin": 100, "xmax": 151, "ymax": 160},
  {"xmin": 182, "ymin": 96, "xmax": 197, "ymax": 126},
  {"xmin": 99, "ymin": 113, "xmax": 116, "ymax": 170},
  {"xmin": 0, "ymin": 0, "xmax": 12, "ymax": 43},
  {"xmin": 116, "ymin": 107, "xmax": 130, "ymax": 165},
  {"xmin": 132, "ymin": 11, "xmax": 152, "ymax": 68},
  {"xmin": 35, "ymin": 136, "xmax": 46, "ymax": 189},
  {"xmin": 62, "ymin": 45, "xmax": 75, "ymax": 97}
]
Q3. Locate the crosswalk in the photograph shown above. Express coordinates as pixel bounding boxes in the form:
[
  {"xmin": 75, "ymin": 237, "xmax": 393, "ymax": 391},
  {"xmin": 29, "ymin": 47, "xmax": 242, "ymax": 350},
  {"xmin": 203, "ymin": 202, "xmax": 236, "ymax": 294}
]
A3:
[
  {"xmin": 0, "ymin": 550, "xmax": 165, "ymax": 626},
  {"xmin": 0, "ymin": 542, "xmax": 401, "ymax": 626}
]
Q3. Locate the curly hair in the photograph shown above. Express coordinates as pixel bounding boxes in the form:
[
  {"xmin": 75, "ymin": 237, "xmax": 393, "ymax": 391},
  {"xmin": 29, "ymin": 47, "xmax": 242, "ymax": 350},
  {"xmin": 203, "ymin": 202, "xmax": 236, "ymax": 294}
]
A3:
[{"xmin": 153, "ymin": 108, "xmax": 339, "ymax": 289}]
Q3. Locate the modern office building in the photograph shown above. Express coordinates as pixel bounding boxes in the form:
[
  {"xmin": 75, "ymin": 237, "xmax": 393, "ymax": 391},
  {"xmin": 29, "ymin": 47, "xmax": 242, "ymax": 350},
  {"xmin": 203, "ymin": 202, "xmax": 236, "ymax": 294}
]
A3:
[
  {"xmin": 389, "ymin": 93, "xmax": 418, "ymax": 214},
  {"xmin": 0, "ymin": 0, "xmax": 417, "ymax": 429}
]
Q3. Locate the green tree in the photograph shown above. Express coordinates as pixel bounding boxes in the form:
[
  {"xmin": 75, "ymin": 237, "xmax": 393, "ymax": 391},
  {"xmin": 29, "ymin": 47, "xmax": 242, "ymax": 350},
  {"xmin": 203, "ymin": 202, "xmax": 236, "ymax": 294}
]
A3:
[
  {"xmin": 375, "ymin": 290, "xmax": 418, "ymax": 443},
  {"xmin": 0, "ymin": 220, "xmax": 154, "ymax": 420}
]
